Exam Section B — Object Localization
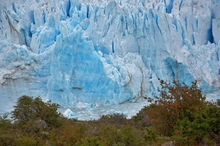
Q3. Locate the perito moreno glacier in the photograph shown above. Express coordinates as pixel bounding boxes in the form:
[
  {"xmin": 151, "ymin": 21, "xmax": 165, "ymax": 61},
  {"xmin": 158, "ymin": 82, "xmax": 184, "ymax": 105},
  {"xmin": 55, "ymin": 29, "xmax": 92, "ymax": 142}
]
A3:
[{"xmin": 0, "ymin": 0, "xmax": 220, "ymax": 119}]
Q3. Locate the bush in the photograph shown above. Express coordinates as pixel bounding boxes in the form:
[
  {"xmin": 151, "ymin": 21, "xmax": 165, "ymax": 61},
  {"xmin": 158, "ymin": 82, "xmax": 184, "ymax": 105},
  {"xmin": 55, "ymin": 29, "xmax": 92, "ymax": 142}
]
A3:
[
  {"xmin": 49, "ymin": 118, "xmax": 86, "ymax": 145},
  {"xmin": 98, "ymin": 114, "xmax": 128, "ymax": 125},
  {"xmin": 12, "ymin": 96, "xmax": 61, "ymax": 128},
  {"xmin": 76, "ymin": 136, "xmax": 108, "ymax": 146},
  {"xmin": 15, "ymin": 136, "xmax": 44, "ymax": 146},
  {"xmin": 146, "ymin": 80, "xmax": 220, "ymax": 145},
  {"xmin": 0, "ymin": 114, "xmax": 11, "ymax": 128},
  {"xmin": 174, "ymin": 104, "xmax": 220, "ymax": 145},
  {"xmin": 130, "ymin": 106, "xmax": 149, "ymax": 128},
  {"xmin": 116, "ymin": 126, "xmax": 145, "ymax": 146},
  {"xmin": 0, "ymin": 135, "xmax": 16, "ymax": 146}
]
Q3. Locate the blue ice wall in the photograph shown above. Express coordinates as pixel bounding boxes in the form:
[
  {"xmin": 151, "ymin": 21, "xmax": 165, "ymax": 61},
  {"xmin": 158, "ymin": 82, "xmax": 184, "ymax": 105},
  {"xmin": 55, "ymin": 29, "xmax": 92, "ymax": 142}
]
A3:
[{"xmin": 48, "ymin": 28, "xmax": 133, "ymax": 107}]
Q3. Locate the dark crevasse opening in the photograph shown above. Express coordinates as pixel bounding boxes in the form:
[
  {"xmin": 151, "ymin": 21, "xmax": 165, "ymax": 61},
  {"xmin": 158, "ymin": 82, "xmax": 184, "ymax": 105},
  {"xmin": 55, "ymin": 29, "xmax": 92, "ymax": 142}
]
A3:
[
  {"xmin": 78, "ymin": 4, "xmax": 81, "ymax": 11},
  {"xmin": 207, "ymin": 17, "xmax": 214, "ymax": 44},
  {"xmin": 196, "ymin": 18, "xmax": 199, "ymax": 28},
  {"xmin": 42, "ymin": 12, "xmax": 46, "ymax": 24},
  {"xmin": 179, "ymin": 0, "xmax": 183, "ymax": 11},
  {"xmin": 192, "ymin": 34, "xmax": 195, "ymax": 45},
  {"xmin": 165, "ymin": 0, "xmax": 174, "ymax": 13},
  {"xmin": 66, "ymin": 0, "xmax": 71, "ymax": 17},
  {"xmin": 140, "ymin": 0, "xmax": 145, "ymax": 6},
  {"xmin": 20, "ymin": 28, "xmax": 28, "ymax": 46},
  {"xmin": 112, "ymin": 41, "xmax": 115, "ymax": 53},
  {"xmin": 28, "ymin": 25, "xmax": 32, "ymax": 38},
  {"xmin": 207, "ymin": 28, "xmax": 214, "ymax": 44},
  {"xmin": 29, "ymin": 11, "xmax": 35, "ymax": 25},
  {"xmin": 86, "ymin": 5, "xmax": 90, "ymax": 18},
  {"xmin": 216, "ymin": 52, "xmax": 219, "ymax": 61},
  {"xmin": 12, "ymin": 2, "xmax": 17, "ymax": 13}
]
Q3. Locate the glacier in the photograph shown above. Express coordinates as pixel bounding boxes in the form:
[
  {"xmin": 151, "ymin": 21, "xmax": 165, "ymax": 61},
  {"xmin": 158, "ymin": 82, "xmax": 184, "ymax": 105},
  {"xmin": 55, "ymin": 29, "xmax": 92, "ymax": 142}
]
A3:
[{"xmin": 0, "ymin": 0, "xmax": 220, "ymax": 120}]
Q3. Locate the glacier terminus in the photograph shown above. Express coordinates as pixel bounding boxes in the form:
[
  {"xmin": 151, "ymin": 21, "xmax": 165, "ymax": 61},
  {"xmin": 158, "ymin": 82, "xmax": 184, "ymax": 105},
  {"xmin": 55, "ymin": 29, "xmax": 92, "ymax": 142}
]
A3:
[{"xmin": 0, "ymin": 0, "xmax": 220, "ymax": 119}]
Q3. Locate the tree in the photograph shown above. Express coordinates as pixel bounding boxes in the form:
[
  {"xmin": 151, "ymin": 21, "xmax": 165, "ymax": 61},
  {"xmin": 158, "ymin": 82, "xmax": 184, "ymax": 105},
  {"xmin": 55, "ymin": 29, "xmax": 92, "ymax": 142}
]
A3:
[
  {"xmin": 146, "ymin": 80, "xmax": 220, "ymax": 145},
  {"xmin": 146, "ymin": 80, "xmax": 206, "ymax": 136},
  {"xmin": 12, "ymin": 96, "xmax": 61, "ymax": 128}
]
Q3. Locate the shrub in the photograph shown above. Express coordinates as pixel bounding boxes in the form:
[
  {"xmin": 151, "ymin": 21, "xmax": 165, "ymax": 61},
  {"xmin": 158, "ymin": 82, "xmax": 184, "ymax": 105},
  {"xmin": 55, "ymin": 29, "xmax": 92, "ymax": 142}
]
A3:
[
  {"xmin": 0, "ymin": 114, "xmax": 11, "ymax": 128},
  {"xmin": 146, "ymin": 80, "xmax": 220, "ymax": 144},
  {"xmin": 12, "ymin": 96, "xmax": 61, "ymax": 128},
  {"xmin": 146, "ymin": 80, "xmax": 206, "ymax": 136},
  {"xmin": 76, "ymin": 136, "xmax": 107, "ymax": 146},
  {"xmin": 143, "ymin": 128, "xmax": 157, "ymax": 143},
  {"xmin": 117, "ymin": 125, "xmax": 145, "ymax": 146},
  {"xmin": 98, "ymin": 114, "xmax": 128, "ymax": 125},
  {"xmin": 49, "ymin": 119, "xmax": 86, "ymax": 145},
  {"xmin": 130, "ymin": 106, "xmax": 149, "ymax": 128},
  {"xmin": 15, "ymin": 136, "xmax": 44, "ymax": 146},
  {"xmin": 0, "ymin": 134, "xmax": 16, "ymax": 146},
  {"xmin": 174, "ymin": 103, "xmax": 220, "ymax": 145}
]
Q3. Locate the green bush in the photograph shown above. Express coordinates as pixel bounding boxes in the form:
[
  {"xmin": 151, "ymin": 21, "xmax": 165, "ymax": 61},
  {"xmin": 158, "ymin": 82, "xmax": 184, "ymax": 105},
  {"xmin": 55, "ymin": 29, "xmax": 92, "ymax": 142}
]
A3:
[
  {"xmin": 116, "ymin": 126, "xmax": 145, "ymax": 146},
  {"xmin": 76, "ymin": 136, "xmax": 108, "ymax": 146},
  {"xmin": 130, "ymin": 107, "xmax": 150, "ymax": 128},
  {"xmin": 98, "ymin": 114, "xmax": 128, "ymax": 125},
  {"xmin": 143, "ymin": 128, "xmax": 157, "ymax": 143},
  {"xmin": 0, "ymin": 135, "xmax": 15, "ymax": 146},
  {"xmin": 12, "ymin": 96, "xmax": 61, "ymax": 128},
  {"xmin": 15, "ymin": 136, "xmax": 44, "ymax": 146},
  {"xmin": 0, "ymin": 114, "xmax": 11, "ymax": 129},
  {"xmin": 174, "ymin": 104, "xmax": 220, "ymax": 145}
]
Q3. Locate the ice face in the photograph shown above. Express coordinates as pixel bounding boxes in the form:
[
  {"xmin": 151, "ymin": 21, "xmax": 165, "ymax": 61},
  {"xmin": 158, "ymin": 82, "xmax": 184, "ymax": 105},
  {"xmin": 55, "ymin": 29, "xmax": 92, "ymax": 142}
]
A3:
[{"xmin": 0, "ymin": 0, "xmax": 219, "ymax": 118}]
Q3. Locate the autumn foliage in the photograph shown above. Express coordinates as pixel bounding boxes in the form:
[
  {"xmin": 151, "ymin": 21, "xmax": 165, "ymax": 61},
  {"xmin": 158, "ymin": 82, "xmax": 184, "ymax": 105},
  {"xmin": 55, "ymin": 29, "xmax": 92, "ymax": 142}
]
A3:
[{"xmin": 146, "ymin": 80, "xmax": 220, "ymax": 145}]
